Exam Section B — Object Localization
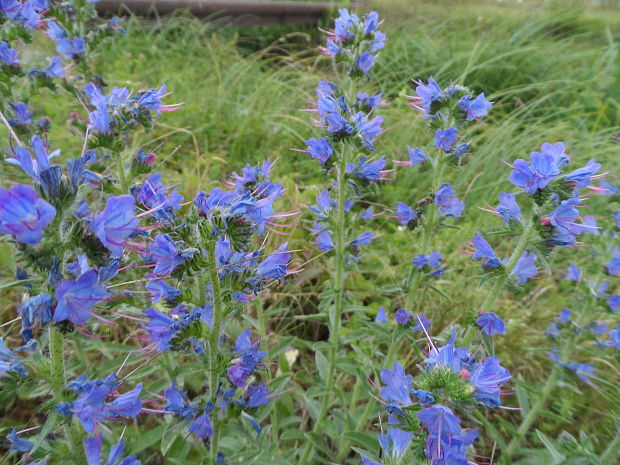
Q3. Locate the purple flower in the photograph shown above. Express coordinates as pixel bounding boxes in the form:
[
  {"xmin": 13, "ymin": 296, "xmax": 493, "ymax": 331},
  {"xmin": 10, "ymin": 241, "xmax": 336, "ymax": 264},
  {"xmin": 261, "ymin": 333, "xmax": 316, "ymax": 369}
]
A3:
[
  {"xmin": 188, "ymin": 411, "xmax": 213, "ymax": 439},
  {"xmin": 434, "ymin": 127, "xmax": 458, "ymax": 152},
  {"xmin": 0, "ymin": 184, "xmax": 56, "ymax": 244},
  {"xmin": 434, "ymin": 183, "xmax": 464, "ymax": 218},
  {"xmin": 511, "ymin": 251, "xmax": 537, "ymax": 285},
  {"xmin": 547, "ymin": 198, "xmax": 593, "ymax": 240},
  {"xmin": 418, "ymin": 404, "xmax": 462, "ymax": 437},
  {"xmin": 608, "ymin": 295, "xmax": 620, "ymax": 312},
  {"xmin": 105, "ymin": 384, "xmax": 142, "ymax": 419},
  {"xmin": 71, "ymin": 385, "xmax": 111, "ymax": 433},
  {"xmin": 56, "ymin": 37, "xmax": 85, "ymax": 59},
  {"xmin": 89, "ymin": 195, "xmax": 138, "ymax": 258},
  {"xmin": 606, "ymin": 248, "xmax": 620, "ymax": 276},
  {"xmin": 316, "ymin": 229, "xmax": 334, "ymax": 252},
  {"xmin": 476, "ymin": 312, "xmax": 506, "ymax": 336},
  {"xmin": 350, "ymin": 230, "xmax": 375, "ymax": 248},
  {"xmin": 413, "ymin": 254, "xmax": 428, "ymax": 269},
  {"xmin": 496, "ymin": 192, "xmax": 521, "ymax": 223},
  {"xmin": 0, "ymin": 338, "xmax": 27, "ymax": 377},
  {"xmin": 303, "ymin": 137, "xmax": 333, "ymax": 165},
  {"xmin": 228, "ymin": 330, "xmax": 265, "ymax": 388},
  {"xmin": 458, "ymin": 93, "xmax": 493, "ymax": 121},
  {"xmin": 395, "ymin": 308, "xmax": 411, "ymax": 325},
  {"xmin": 424, "ymin": 332, "xmax": 469, "ymax": 373},
  {"xmin": 256, "ymin": 243, "xmax": 290, "ymax": 280},
  {"xmin": 379, "ymin": 362, "xmax": 412, "ymax": 404},
  {"xmin": 564, "ymin": 263, "xmax": 581, "ymax": 281},
  {"xmin": 54, "ymin": 271, "xmax": 109, "ymax": 326},
  {"xmin": 5, "ymin": 135, "xmax": 61, "ymax": 183},
  {"xmin": 469, "ymin": 231, "xmax": 501, "ymax": 267},
  {"xmin": 407, "ymin": 146, "xmax": 428, "ymax": 165},
  {"xmin": 19, "ymin": 293, "xmax": 52, "ymax": 342},
  {"xmin": 375, "ymin": 306, "xmax": 388, "ymax": 323}
]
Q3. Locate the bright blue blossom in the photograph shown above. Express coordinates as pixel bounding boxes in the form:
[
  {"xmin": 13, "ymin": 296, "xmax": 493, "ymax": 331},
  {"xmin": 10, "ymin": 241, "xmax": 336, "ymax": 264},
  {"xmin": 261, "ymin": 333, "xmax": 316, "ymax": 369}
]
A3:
[
  {"xmin": 346, "ymin": 156, "xmax": 386, "ymax": 181},
  {"xmin": 244, "ymin": 382, "xmax": 270, "ymax": 408},
  {"xmin": 54, "ymin": 271, "xmax": 109, "ymax": 326},
  {"xmin": 565, "ymin": 159, "xmax": 601, "ymax": 189},
  {"xmin": 395, "ymin": 201, "xmax": 418, "ymax": 227},
  {"xmin": 19, "ymin": 293, "xmax": 52, "ymax": 342},
  {"xmin": 5, "ymin": 135, "xmax": 61, "ymax": 183},
  {"xmin": 434, "ymin": 127, "xmax": 458, "ymax": 152},
  {"xmin": 469, "ymin": 356, "xmax": 511, "ymax": 407},
  {"xmin": 511, "ymin": 251, "xmax": 537, "ymax": 285},
  {"xmin": 7, "ymin": 428, "xmax": 33, "ymax": 452},
  {"xmin": 411, "ymin": 313, "xmax": 431, "ymax": 332},
  {"xmin": 147, "ymin": 234, "xmax": 189, "ymax": 276},
  {"xmin": 356, "ymin": 52, "xmax": 376, "ymax": 73},
  {"xmin": 228, "ymin": 330, "xmax": 265, "ymax": 388},
  {"xmin": 375, "ymin": 306, "xmax": 387, "ymax": 323},
  {"xmin": 188, "ymin": 410, "xmax": 214, "ymax": 439},
  {"xmin": 496, "ymin": 192, "xmax": 521, "ymax": 223},
  {"xmin": 509, "ymin": 142, "xmax": 567, "ymax": 194},
  {"xmin": 0, "ymin": 338, "xmax": 27, "ymax": 377},
  {"xmin": 458, "ymin": 93, "xmax": 493, "ymax": 121},
  {"xmin": 353, "ymin": 113, "xmax": 383, "ymax": 151},
  {"xmin": 469, "ymin": 231, "xmax": 501, "ymax": 267},
  {"xmin": 0, "ymin": 184, "xmax": 56, "ymax": 244},
  {"xmin": 164, "ymin": 382, "xmax": 198, "ymax": 420},
  {"xmin": 56, "ymin": 37, "xmax": 85, "ymax": 59},
  {"xmin": 135, "ymin": 172, "xmax": 184, "ymax": 222},
  {"xmin": 434, "ymin": 183, "xmax": 464, "ymax": 217},
  {"xmin": 145, "ymin": 278, "xmax": 180, "ymax": 303},
  {"xmin": 84, "ymin": 434, "xmax": 140, "ymax": 465},
  {"xmin": 395, "ymin": 308, "xmax": 411, "ymax": 325},
  {"xmin": 0, "ymin": 40, "xmax": 19, "ymax": 65},
  {"xmin": 8, "ymin": 102, "xmax": 32, "ymax": 126},
  {"xmin": 256, "ymin": 242, "xmax": 290, "ymax": 280},
  {"xmin": 90, "ymin": 195, "xmax": 138, "ymax": 258},
  {"xmin": 606, "ymin": 248, "xmax": 620, "ymax": 276},
  {"xmin": 414, "ymin": 77, "xmax": 443, "ymax": 115},
  {"xmin": 303, "ymin": 137, "xmax": 333, "ymax": 165},
  {"xmin": 379, "ymin": 362, "xmax": 412, "ymax": 405},
  {"xmin": 476, "ymin": 312, "xmax": 506, "ymax": 336},
  {"xmin": 407, "ymin": 145, "xmax": 428, "ymax": 165}
]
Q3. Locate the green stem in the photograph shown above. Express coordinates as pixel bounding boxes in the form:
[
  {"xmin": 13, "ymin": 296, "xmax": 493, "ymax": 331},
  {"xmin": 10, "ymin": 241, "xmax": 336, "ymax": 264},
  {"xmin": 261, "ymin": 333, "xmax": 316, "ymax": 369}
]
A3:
[
  {"xmin": 114, "ymin": 149, "xmax": 129, "ymax": 194},
  {"xmin": 206, "ymin": 239, "xmax": 224, "ymax": 464},
  {"xmin": 300, "ymin": 144, "xmax": 348, "ymax": 464},
  {"xmin": 256, "ymin": 300, "xmax": 280, "ymax": 444},
  {"xmin": 49, "ymin": 326, "xmax": 86, "ymax": 464},
  {"xmin": 336, "ymin": 395, "xmax": 375, "ymax": 462},
  {"xmin": 600, "ymin": 431, "xmax": 620, "ymax": 465},
  {"xmin": 403, "ymin": 153, "xmax": 446, "ymax": 311}
]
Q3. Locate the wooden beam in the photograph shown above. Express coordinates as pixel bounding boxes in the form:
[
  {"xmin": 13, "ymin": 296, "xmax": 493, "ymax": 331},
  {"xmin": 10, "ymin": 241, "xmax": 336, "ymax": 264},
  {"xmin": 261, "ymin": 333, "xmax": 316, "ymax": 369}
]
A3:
[{"xmin": 95, "ymin": 1, "xmax": 362, "ymax": 26}]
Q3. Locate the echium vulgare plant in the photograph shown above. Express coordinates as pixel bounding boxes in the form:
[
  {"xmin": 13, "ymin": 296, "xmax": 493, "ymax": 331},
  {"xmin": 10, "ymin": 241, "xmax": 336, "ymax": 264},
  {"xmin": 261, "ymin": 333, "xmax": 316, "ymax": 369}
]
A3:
[
  {"xmin": 295, "ymin": 8, "xmax": 387, "ymax": 463},
  {"xmin": 380, "ymin": 76, "xmax": 493, "ymax": 368},
  {"xmin": 0, "ymin": 1, "xmax": 294, "ymax": 464}
]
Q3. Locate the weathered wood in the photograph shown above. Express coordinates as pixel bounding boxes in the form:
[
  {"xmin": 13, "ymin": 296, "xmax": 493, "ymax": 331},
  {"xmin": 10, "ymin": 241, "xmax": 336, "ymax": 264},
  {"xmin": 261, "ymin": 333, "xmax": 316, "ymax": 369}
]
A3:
[{"xmin": 95, "ymin": 0, "xmax": 361, "ymax": 26}]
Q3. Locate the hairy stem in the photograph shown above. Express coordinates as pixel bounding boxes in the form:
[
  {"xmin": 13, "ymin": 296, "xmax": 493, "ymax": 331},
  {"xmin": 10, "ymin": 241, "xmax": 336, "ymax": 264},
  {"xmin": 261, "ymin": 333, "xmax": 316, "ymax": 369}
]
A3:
[
  {"xmin": 49, "ymin": 326, "xmax": 86, "ymax": 464},
  {"xmin": 206, "ymin": 239, "xmax": 224, "ymax": 464},
  {"xmin": 300, "ymin": 144, "xmax": 348, "ymax": 464}
]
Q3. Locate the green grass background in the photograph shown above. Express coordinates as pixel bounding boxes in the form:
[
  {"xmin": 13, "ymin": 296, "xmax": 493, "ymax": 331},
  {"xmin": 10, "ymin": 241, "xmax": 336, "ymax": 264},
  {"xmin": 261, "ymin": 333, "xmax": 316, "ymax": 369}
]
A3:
[{"xmin": 1, "ymin": 0, "xmax": 619, "ymax": 462}]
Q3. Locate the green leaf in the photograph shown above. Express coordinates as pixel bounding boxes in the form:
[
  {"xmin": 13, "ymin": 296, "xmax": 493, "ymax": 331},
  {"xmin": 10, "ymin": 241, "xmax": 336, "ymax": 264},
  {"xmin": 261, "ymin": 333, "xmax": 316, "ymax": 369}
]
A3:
[
  {"xmin": 536, "ymin": 430, "xmax": 566, "ymax": 464},
  {"xmin": 315, "ymin": 349, "xmax": 329, "ymax": 380}
]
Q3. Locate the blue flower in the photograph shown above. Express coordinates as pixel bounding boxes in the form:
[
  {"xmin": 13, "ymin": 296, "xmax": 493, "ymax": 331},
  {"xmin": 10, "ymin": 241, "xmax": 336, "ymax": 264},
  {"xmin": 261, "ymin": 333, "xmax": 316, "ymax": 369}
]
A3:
[
  {"xmin": 375, "ymin": 306, "xmax": 388, "ymax": 323},
  {"xmin": 605, "ymin": 324, "xmax": 620, "ymax": 349},
  {"xmin": 418, "ymin": 404, "xmax": 462, "ymax": 437},
  {"xmin": 606, "ymin": 248, "xmax": 620, "ymax": 276},
  {"xmin": 458, "ymin": 93, "xmax": 493, "ymax": 121},
  {"xmin": 142, "ymin": 308, "xmax": 178, "ymax": 352},
  {"xmin": 608, "ymin": 295, "xmax": 620, "ymax": 312},
  {"xmin": 85, "ymin": 84, "xmax": 110, "ymax": 133},
  {"xmin": 84, "ymin": 434, "xmax": 140, "ymax": 465},
  {"xmin": 90, "ymin": 195, "xmax": 138, "ymax": 258},
  {"xmin": 413, "ymin": 254, "xmax": 428, "ymax": 269},
  {"xmin": 188, "ymin": 410, "xmax": 214, "ymax": 439},
  {"xmin": 547, "ymin": 198, "xmax": 593, "ymax": 239},
  {"xmin": 411, "ymin": 313, "xmax": 431, "ymax": 332},
  {"xmin": 356, "ymin": 52, "xmax": 376, "ymax": 73},
  {"xmin": 353, "ymin": 113, "xmax": 383, "ymax": 151},
  {"xmin": 228, "ymin": 330, "xmax": 265, "ymax": 388},
  {"xmin": 244, "ymin": 382, "xmax": 270, "ymax": 407},
  {"xmin": 5, "ymin": 135, "xmax": 61, "ymax": 183},
  {"xmin": 511, "ymin": 252, "xmax": 537, "ymax": 285},
  {"xmin": 414, "ymin": 77, "xmax": 443, "ymax": 115},
  {"xmin": 71, "ymin": 385, "xmax": 111, "ymax": 433},
  {"xmin": 424, "ymin": 332, "xmax": 469, "ymax": 373},
  {"xmin": 564, "ymin": 264, "xmax": 581, "ymax": 281},
  {"xmin": 469, "ymin": 231, "xmax": 501, "ymax": 267},
  {"xmin": 145, "ymin": 278, "xmax": 180, "ymax": 303},
  {"xmin": 56, "ymin": 37, "xmax": 85, "ymax": 59},
  {"xmin": 476, "ymin": 312, "xmax": 506, "ymax": 336},
  {"xmin": 346, "ymin": 156, "xmax": 386, "ymax": 181},
  {"xmin": 407, "ymin": 146, "xmax": 428, "ymax": 165},
  {"xmin": 164, "ymin": 382, "xmax": 198, "ymax": 420},
  {"xmin": 256, "ymin": 243, "xmax": 290, "ymax": 280},
  {"xmin": 147, "ymin": 234, "xmax": 188, "ymax": 276},
  {"xmin": 303, "ymin": 137, "xmax": 333, "ymax": 165},
  {"xmin": 434, "ymin": 183, "xmax": 464, "ymax": 217},
  {"xmin": 565, "ymin": 159, "xmax": 601, "ymax": 189},
  {"xmin": 135, "ymin": 172, "xmax": 184, "ymax": 222},
  {"xmin": 469, "ymin": 356, "xmax": 511, "ymax": 407},
  {"xmin": 54, "ymin": 271, "xmax": 109, "ymax": 326},
  {"xmin": 395, "ymin": 308, "xmax": 411, "ymax": 325},
  {"xmin": 509, "ymin": 143, "xmax": 567, "ymax": 194},
  {"xmin": 105, "ymin": 384, "xmax": 142, "ymax": 419},
  {"xmin": 379, "ymin": 362, "xmax": 412, "ymax": 404},
  {"xmin": 0, "ymin": 40, "xmax": 19, "ymax": 65},
  {"xmin": 19, "ymin": 293, "xmax": 52, "ymax": 342},
  {"xmin": 412, "ymin": 390, "xmax": 435, "ymax": 405},
  {"xmin": 0, "ymin": 184, "xmax": 55, "ymax": 245},
  {"xmin": 496, "ymin": 192, "xmax": 521, "ymax": 223},
  {"xmin": 350, "ymin": 230, "xmax": 375, "ymax": 248},
  {"xmin": 8, "ymin": 102, "xmax": 32, "ymax": 126},
  {"xmin": 7, "ymin": 428, "xmax": 33, "ymax": 452},
  {"xmin": 434, "ymin": 127, "xmax": 458, "ymax": 152},
  {"xmin": 0, "ymin": 337, "xmax": 27, "ymax": 376},
  {"xmin": 396, "ymin": 201, "xmax": 419, "ymax": 227},
  {"xmin": 356, "ymin": 92, "xmax": 382, "ymax": 112}
]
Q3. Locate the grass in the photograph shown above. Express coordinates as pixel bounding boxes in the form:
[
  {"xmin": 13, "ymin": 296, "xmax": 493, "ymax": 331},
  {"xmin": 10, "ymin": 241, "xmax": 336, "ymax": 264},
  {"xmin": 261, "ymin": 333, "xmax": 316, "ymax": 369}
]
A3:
[{"xmin": 1, "ymin": 0, "xmax": 619, "ymax": 463}]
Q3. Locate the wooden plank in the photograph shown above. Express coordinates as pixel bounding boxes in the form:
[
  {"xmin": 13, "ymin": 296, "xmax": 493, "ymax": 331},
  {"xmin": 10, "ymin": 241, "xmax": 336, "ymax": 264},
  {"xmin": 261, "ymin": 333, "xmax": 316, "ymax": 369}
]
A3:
[{"xmin": 95, "ymin": 0, "xmax": 362, "ymax": 25}]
